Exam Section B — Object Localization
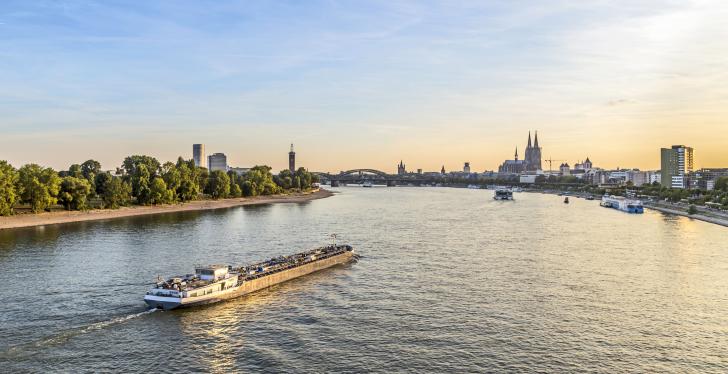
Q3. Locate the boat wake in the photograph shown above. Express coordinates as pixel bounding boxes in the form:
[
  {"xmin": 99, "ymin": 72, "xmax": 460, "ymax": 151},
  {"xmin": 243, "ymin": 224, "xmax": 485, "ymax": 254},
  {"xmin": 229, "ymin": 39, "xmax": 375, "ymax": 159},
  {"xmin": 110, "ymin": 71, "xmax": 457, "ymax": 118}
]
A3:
[{"xmin": 0, "ymin": 308, "xmax": 159, "ymax": 358}]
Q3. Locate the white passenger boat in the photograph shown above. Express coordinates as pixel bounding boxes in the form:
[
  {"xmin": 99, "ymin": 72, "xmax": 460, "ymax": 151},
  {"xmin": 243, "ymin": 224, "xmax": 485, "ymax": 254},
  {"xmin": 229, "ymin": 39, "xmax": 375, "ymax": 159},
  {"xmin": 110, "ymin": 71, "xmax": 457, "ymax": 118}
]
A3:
[
  {"xmin": 601, "ymin": 195, "xmax": 644, "ymax": 214},
  {"xmin": 493, "ymin": 188, "xmax": 513, "ymax": 201}
]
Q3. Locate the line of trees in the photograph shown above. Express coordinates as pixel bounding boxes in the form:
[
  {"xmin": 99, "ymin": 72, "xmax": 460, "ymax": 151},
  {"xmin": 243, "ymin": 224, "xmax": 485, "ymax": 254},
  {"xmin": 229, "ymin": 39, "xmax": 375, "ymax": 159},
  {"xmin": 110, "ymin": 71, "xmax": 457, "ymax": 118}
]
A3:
[{"xmin": 0, "ymin": 156, "xmax": 319, "ymax": 216}]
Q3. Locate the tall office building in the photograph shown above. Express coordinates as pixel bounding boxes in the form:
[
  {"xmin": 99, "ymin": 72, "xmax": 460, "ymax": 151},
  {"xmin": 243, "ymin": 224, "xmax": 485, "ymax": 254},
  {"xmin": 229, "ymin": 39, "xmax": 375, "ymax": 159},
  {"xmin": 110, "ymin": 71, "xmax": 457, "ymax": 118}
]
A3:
[
  {"xmin": 661, "ymin": 145, "xmax": 694, "ymax": 188},
  {"xmin": 208, "ymin": 153, "xmax": 228, "ymax": 172},
  {"xmin": 289, "ymin": 144, "xmax": 296, "ymax": 174},
  {"xmin": 193, "ymin": 144, "xmax": 205, "ymax": 168}
]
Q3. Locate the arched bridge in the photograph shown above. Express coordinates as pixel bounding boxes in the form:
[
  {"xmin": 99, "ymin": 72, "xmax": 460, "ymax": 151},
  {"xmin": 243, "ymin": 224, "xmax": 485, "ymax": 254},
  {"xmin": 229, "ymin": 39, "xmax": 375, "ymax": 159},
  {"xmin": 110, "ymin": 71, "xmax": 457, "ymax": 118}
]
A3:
[{"xmin": 316, "ymin": 169, "xmax": 415, "ymax": 187}]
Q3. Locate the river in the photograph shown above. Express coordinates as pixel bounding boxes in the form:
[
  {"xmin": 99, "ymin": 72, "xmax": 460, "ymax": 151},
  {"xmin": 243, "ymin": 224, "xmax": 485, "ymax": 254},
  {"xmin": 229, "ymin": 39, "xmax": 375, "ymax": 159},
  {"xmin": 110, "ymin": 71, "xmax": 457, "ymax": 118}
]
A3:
[{"xmin": 1, "ymin": 187, "xmax": 727, "ymax": 372}]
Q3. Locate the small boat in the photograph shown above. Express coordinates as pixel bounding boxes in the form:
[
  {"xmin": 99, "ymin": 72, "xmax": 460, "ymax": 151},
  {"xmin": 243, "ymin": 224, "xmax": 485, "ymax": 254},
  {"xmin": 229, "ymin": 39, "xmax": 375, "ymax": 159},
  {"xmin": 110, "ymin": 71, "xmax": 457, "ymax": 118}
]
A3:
[
  {"xmin": 362, "ymin": 181, "xmax": 373, "ymax": 188},
  {"xmin": 493, "ymin": 188, "xmax": 513, "ymax": 201},
  {"xmin": 586, "ymin": 195, "xmax": 595, "ymax": 201},
  {"xmin": 564, "ymin": 197, "xmax": 569, "ymax": 204}
]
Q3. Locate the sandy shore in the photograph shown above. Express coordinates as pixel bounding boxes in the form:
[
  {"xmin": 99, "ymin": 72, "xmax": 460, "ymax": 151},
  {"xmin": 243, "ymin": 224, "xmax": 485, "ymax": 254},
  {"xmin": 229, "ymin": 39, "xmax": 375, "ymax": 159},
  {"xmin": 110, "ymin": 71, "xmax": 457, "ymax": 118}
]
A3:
[{"xmin": 0, "ymin": 189, "xmax": 333, "ymax": 231}]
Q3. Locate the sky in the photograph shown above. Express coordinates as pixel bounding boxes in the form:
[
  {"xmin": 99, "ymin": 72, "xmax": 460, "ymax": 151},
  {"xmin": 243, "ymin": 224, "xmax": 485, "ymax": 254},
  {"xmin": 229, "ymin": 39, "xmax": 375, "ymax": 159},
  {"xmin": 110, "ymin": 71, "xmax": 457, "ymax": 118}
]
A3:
[{"xmin": 1, "ymin": 0, "xmax": 727, "ymax": 173}]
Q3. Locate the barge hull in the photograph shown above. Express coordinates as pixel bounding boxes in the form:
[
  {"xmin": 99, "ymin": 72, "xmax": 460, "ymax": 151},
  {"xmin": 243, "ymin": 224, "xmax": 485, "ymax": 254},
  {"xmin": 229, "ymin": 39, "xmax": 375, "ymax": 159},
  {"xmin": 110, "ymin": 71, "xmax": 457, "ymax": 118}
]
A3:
[{"xmin": 147, "ymin": 250, "xmax": 353, "ymax": 310}]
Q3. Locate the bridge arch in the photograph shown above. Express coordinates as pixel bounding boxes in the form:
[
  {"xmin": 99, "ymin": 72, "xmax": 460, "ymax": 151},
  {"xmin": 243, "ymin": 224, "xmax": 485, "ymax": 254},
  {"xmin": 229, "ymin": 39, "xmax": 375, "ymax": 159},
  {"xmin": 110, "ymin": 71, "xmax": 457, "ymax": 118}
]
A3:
[{"xmin": 338, "ymin": 169, "xmax": 390, "ymax": 177}]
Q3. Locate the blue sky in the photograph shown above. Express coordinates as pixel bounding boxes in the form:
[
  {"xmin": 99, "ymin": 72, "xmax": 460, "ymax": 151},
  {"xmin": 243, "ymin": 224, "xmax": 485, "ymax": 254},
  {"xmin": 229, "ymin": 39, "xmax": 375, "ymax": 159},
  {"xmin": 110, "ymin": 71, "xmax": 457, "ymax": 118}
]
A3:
[{"xmin": 2, "ymin": 1, "xmax": 727, "ymax": 172}]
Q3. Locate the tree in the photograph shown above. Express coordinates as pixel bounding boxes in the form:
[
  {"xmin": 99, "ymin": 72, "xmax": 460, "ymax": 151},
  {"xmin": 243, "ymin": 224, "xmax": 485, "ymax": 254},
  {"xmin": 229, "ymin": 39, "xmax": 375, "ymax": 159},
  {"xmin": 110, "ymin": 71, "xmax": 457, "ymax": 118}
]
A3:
[
  {"xmin": 67, "ymin": 164, "xmax": 83, "ymax": 178},
  {"xmin": 0, "ymin": 161, "xmax": 19, "ymax": 216},
  {"xmin": 206, "ymin": 170, "xmax": 230, "ymax": 199},
  {"xmin": 101, "ymin": 177, "xmax": 132, "ymax": 209},
  {"xmin": 715, "ymin": 176, "xmax": 728, "ymax": 192},
  {"xmin": 80, "ymin": 159, "xmax": 102, "ymax": 192},
  {"xmin": 149, "ymin": 177, "xmax": 174, "ymax": 205},
  {"xmin": 80, "ymin": 160, "xmax": 101, "ymax": 179},
  {"xmin": 58, "ymin": 177, "xmax": 92, "ymax": 210},
  {"xmin": 176, "ymin": 162, "xmax": 201, "ymax": 202},
  {"xmin": 121, "ymin": 155, "xmax": 160, "ymax": 177},
  {"xmin": 134, "ymin": 164, "xmax": 152, "ymax": 205},
  {"xmin": 94, "ymin": 172, "xmax": 113, "ymax": 196},
  {"xmin": 228, "ymin": 171, "xmax": 242, "ymax": 198},
  {"xmin": 688, "ymin": 205, "xmax": 698, "ymax": 215},
  {"xmin": 160, "ymin": 162, "xmax": 181, "ymax": 202},
  {"xmin": 17, "ymin": 164, "xmax": 62, "ymax": 213}
]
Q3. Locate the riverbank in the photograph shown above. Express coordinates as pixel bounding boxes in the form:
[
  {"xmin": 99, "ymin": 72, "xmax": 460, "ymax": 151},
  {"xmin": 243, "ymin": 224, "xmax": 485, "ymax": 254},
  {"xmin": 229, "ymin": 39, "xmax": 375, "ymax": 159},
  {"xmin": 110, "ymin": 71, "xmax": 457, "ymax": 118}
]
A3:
[
  {"xmin": 643, "ymin": 203, "xmax": 728, "ymax": 228},
  {"xmin": 0, "ymin": 189, "xmax": 333, "ymax": 231},
  {"xmin": 521, "ymin": 188, "xmax": 728, "ymax": 228}
]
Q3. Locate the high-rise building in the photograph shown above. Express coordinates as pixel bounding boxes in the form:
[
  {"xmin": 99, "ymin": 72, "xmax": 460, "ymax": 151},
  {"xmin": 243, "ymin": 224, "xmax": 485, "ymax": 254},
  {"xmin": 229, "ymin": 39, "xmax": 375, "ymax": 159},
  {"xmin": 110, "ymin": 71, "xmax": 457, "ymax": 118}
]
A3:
[
  {"xmin": 289, "ymin": 144, "xmax": 296, "ymax": 174},
  {"xmin": 193, "ymin": 144, "xmax": 205, "ymax": 168},
  {"xmin": 661, "ymin": 145, "xmax": 694, "ymax": 188},
  {"xmin": 463, "ymin": 162, "xmax": 471, "ymax": 173},
  {"xmin": 208, "ymin": 153, "xmax": 228, "ymax": 172}
]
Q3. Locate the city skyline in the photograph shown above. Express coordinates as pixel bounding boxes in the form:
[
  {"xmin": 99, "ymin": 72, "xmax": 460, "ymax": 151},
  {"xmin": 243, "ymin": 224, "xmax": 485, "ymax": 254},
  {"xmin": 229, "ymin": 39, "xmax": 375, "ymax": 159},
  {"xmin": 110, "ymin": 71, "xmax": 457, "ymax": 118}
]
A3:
[{"xmin": 2, "ymin": 1, "xmax": 728, "ymax": 172}]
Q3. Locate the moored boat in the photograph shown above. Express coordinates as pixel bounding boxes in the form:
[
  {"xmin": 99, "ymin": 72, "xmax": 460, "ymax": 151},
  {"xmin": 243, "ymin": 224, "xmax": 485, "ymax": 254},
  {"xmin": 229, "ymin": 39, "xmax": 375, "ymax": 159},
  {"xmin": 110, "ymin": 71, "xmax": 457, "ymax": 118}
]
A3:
[
  {"xmin": 144, "ymin": 244, "xmax": 356, "ymax": 310},
  {"xmin": 601, "ymin": 195, "xmax": 644, "ymax": 214}
]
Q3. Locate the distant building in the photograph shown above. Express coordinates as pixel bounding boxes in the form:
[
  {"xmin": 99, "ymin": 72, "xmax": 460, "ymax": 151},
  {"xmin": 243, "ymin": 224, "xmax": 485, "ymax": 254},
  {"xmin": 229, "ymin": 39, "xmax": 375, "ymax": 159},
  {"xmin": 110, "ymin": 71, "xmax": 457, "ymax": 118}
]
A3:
[
  {"xmin": 208, "ymin": 153, "xmax": 228, "ymax": 172},
  {"xmin": 441, "ymin": 165, "xmax": 446, "ymax": 175},
  {"xmin": 417, "ymin": 168, "xmax": 423, "ymax": 174},
  {"xmin": 463, "ymin": 162, "xmax": 471, "ymax": 173},
  {"xmin": 661, "ymin": 145, "xmax": 694, "ymax": 188},
  {"xmin": 574, "ymin": 157, "xmax": 593, "ymax": 170},
  {"xmin": 193, "ymin": 144, "xmax": 206, "ymax": 168},
  {"xmin": 693, "ymin": 168, "xmax": 728, "ymax": 190},
  {"xmin": 498, "ymin": 147, "xmax": 527, "ymax": 174},
  {"xmin": 498, "ymin": 132, "xmax": 543, "ymax": 174},
  {"xmin": 289, "ymin": 144, "xmax": 296, "ymax": 174},
  {"xmin": 560, "ymin": 163, "xmax": 570, "ymax": 176},
  {"xmin": 397, "ymin": 160, "xmax": 407, "ymax": 175}
]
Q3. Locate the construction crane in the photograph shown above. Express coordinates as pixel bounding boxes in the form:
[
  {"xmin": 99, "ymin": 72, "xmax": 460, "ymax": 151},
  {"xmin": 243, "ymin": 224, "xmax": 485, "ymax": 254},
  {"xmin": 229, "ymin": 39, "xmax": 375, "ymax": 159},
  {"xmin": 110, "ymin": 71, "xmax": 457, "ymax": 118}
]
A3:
[{"xmin": 544, "ymin": 157, "xmax": 565, "ymax": 173}]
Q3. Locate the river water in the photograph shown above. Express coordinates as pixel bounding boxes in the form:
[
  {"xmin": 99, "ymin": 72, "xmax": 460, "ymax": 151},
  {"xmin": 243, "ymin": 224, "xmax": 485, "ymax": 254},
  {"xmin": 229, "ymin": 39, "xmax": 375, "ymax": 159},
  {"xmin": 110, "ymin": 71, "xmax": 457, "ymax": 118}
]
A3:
[{"xmin": 1, "ymin": 187, "xmax": 727, "ymax": 373}]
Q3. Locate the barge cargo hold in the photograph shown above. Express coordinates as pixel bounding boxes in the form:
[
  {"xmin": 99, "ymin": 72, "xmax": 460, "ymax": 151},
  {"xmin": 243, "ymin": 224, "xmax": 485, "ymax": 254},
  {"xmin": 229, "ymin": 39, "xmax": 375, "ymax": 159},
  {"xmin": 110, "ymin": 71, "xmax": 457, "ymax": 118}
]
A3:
[{"xmin": 144, "ymin": 244, "xmax": 355, "ymax": 310}]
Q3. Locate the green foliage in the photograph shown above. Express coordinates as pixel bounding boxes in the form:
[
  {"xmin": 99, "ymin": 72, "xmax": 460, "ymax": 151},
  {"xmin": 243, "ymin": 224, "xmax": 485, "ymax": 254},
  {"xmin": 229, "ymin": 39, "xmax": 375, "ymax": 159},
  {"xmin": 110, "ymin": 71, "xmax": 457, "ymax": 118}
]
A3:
[
  {"xmin": 228, "ymin": 171, "xmax": 242, "ymax": 198},
  {"xmin": 0, "ymin": 161, "xmax": 19, "ymax": 216},
  {"xmin": 101, "ymin": 177, "xmax": 132, "ymax": 209},
  {"xmin": 206, "ymin": 170, "xmax": 230, "ymax": 199},
  {"xmin": 67, "ymin": 164, "xmax": 83, "ymax": 178},
  {"xmin": 149, "ymin": 177, "xmax": 174, "ymax": 205},
  {"xmin": 715, "ymin": 176, "xmax": 728, "ymax": 192},
  {"xmin": 58, "ymin": 177, "xmax": 92, "ymax": 210},
  {"xmin": 275, "ymin": 167, "xmax": 317, "ymax": 191},
  {"xmin": 688, "ymin": 205, "xmax": 698, "ymax": 215},
  {"xmin": 94, "ymin": 172, "xmax": 113, "ymax": 196},
  {"xmin": 121, "ymin": 155, "xmax": 160, "ymax": 177},
  {"xmin": 80, "ymin": 160, "xmax": 101, "ymax": 180},
  {"xmin": 17, "ymin": 164, "xmax": 61, "ymax": 213},
  {"xmin": 242, "ymin": 166, "xmax": 281, "ymax": 196},
  {"xmin": 134, "ymin": 164, "xmax": 152, "ymax": 205}
]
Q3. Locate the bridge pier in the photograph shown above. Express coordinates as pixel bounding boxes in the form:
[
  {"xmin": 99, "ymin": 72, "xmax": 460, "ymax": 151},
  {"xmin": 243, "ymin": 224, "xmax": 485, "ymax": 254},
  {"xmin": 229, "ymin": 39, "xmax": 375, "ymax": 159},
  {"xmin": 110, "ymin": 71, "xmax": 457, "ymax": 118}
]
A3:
[
  {"xmin": 330, "ymin": 180, "xmax": 340, "ymax": 187},
  {"xmin": 387, "ymin": 180, "xmax": 397, "ymax": 187}
]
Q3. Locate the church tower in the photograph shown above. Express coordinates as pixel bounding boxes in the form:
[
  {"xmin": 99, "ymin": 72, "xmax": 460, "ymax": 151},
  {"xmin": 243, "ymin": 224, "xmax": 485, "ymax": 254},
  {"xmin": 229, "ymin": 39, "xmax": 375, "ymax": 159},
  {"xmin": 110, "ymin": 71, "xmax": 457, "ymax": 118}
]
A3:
[
  {"xmin": 532, "ymin": 131, "xmax": 542, "ymax": 171},
  {"xmin": 397, "ymin": 160, "xmax": 406, "ymax": 175}
]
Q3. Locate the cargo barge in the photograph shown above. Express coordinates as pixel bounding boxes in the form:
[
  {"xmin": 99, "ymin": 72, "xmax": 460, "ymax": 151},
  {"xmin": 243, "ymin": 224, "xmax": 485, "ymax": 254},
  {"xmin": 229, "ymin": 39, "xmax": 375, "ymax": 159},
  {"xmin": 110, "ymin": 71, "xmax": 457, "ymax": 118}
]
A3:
[{"xmin": 144, "ymin": 244, "xmax": 355, "ymax": 310}]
